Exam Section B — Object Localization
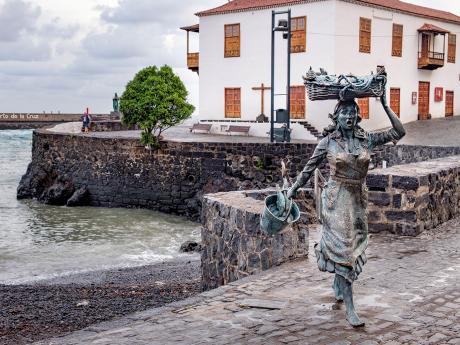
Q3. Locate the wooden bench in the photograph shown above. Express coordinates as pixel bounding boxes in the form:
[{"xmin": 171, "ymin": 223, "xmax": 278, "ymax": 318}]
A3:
[
  {"xmin": 226, "ymin": 125, "xmax": 250, "ymax": 136},
  {"xmin": 190, "ymin": 123, "xmax": 212, "ymax": 133}
]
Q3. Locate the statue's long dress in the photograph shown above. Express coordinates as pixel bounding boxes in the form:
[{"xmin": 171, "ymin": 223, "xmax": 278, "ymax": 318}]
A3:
[{"xmin": 294, "ymin": 127, "xmax": 401, "ymax": 282}]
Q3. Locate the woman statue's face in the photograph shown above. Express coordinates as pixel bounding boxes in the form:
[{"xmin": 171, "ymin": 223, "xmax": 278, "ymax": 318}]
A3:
[{"xmin": 337, "ymin": 103, "xmax": 358, "ymax": 131}]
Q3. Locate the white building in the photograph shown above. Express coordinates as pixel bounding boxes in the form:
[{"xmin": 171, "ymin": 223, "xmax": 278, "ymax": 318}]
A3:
[{"xmin": 182, "ymin": 0, "xmax": 460, "ymax": 140}]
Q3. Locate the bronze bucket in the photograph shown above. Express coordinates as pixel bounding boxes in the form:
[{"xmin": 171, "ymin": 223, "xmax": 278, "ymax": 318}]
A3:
[{"xmin": 260, "ymin": 194, "xmax": 300, "ymax": 236}]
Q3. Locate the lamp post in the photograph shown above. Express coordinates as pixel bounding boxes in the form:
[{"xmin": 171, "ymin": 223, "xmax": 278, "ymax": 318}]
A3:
[{"xmin": 270, "ymin": 9, "xmax": 292, "ymax": 143}]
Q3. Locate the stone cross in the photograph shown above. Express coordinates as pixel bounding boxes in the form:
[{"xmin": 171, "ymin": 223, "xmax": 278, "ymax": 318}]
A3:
[{"xmin": 252, "ymin": 83, "xmax": 271, "ymax": 116}]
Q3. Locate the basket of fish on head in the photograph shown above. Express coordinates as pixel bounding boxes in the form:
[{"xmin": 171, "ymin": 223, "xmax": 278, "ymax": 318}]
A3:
[
  {"xmin": 260, "ymin": 161, "xmax": 300, "ymax": 235},
  {"xmin": 303, "ymin": 66, "xmax": 387, "ymax": 101}
]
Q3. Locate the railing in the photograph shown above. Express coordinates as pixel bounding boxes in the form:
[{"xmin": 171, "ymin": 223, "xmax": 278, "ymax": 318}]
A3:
[
  {"xmin": 314, "ymin": 169, "xmax": 326, "ymax": 223},
  {"xmin": 418, "ymin": 51, "xmax": 445, "ymax": 69},
  {"xmin": 418, "ymin": 51, "xmax": 445, "ymax": 60},
  {"xmin": 187, "ymin": 52, "xmax": 199, "ymax": 69}
]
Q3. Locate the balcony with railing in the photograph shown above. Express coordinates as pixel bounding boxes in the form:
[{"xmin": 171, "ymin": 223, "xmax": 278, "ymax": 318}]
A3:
[
  {"xmin": 181, "ymin": 24, "xmax": 200, "ymax": 74},
  {"xmin": 187, "ymin": 53, "xmax": 199, "ymax": 72},
  {"xmin": 417, "ymin": 23, "xmax": 449, "ymax": 70},
  {"xmin": 418, "ymin": 51, "xmax": 445, "ymax": 70}
]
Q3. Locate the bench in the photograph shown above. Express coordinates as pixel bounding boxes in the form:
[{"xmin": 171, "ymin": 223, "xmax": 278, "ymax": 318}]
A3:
[
  {"xmin": 226, "ymin": 125, "xmax": 250, "ymax": 136},
  {"xmin": 190, "ymin": 123, "xmax": 212, "ymax": 133}
]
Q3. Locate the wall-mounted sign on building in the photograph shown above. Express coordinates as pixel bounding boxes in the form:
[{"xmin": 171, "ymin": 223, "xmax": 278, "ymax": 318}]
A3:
[
  {"xmin": 412, "ymin": 92, "xmax": 417, "ymax": 105},
  {"xmin": 435, "ymin": 87, "xmax": 444, "ymax": 102}
]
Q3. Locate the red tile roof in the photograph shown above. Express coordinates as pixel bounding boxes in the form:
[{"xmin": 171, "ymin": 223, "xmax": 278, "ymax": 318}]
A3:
[
  {"xmin": 418, "ymin": 23, "xmax": 450, "ymax": 33},
  {"xmin": 196, "ymin": 0, "xmax": 460, "ymax": 25}
]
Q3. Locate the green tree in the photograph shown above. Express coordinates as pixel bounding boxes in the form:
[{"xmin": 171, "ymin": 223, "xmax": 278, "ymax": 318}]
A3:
[{"xmin": 120, "ymin": 65, "xmax": 195, "ymax": 148}]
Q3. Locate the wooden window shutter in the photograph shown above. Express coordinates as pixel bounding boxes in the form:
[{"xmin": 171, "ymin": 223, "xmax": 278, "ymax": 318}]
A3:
[
  {"xmin": 359, "ymin": 17, "xmax": 371, "ymax": 53},
  {"xmin": 357, "ymin": 98, "xmax": 369, "ymax": 119},
  {"xmin": 224, "ymin": 24, "xmax": 240, "ymax": 58},
  {"xmin": 290, "ymin": 86, "xmax": 306, "ymax": 119},
  {"xmin": 225, "ymin": 88, "xmax": 241, "ymax": 118},
  {"xmin": 390, "ymin": 88, "xmax": 401, "ymax": 117},
  {"xmin": 392, "ymin": 24, "xmax": 403, "ymax": 57},
  {"xmin": 448, "ymin": 34, "xmax": 456, "ymax": 63},
  {"xmin": 290, "ymin": 16, "xmax": 306, "ymax": 53}
]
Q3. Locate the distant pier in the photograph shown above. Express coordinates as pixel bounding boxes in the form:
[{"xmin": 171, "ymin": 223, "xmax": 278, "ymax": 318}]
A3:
[{"xmin": 0, "ymin": 113, "xmax": 111, "ymax": 129}]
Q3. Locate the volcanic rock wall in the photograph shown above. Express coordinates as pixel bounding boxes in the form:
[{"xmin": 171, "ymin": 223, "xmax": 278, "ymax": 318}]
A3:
[
  {"xmin": 17, "ymin": 129, "xmax": 460, "ymax": 221},
  {"xmin": 367, "ymin": 155, "xmax": 460, "ymax": 236},
  {"xmin": 201, "ymin": 189, "xmax": 315, "ymax": 290}
]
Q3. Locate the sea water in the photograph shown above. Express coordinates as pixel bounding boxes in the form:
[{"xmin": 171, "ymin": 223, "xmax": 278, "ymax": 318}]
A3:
[{"xmin": 0, "ymin": 130, "xmax": 200, "ymax": 284}]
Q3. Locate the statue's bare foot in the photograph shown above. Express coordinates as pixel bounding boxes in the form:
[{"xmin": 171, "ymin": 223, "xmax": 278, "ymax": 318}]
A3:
[{"xmin": 346, "ymin": 309, "xmax": 365, "ymax": 327}]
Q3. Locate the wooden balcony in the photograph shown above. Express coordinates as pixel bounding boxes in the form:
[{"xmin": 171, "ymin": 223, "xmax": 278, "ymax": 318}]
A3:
[
  {"xmin": 418, "ymin": 51, "xmax": 445, "ymax": 70},
  {"xmin": 187, "ymin": 53, "xmax": 199, "ymax": 73}
]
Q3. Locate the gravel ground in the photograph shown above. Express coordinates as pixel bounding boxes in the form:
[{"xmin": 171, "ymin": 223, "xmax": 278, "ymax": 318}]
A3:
[{"xmin": 0, "ymin": 258, "xmax": 201, "ymax": 345}]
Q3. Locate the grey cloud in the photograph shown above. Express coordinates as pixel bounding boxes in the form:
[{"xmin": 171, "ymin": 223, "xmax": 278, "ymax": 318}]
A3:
[
  {"xmin": 82, "ymin": 27, "xmax": 153, "ymax": 59},
  {"xmin": 0, "ymin": 0, "xmax": 78, "ymax": 62},
  {"xmin": 99, "ymin": 0, "xmax": 219, "ymax": 28},
  {"xmin": 100, "ymin": 0, "xmax": 192, "ymax": 26},
  {"xmin": 39, "ymin": 18, "xmax": 80, "ymax": 39},
  {"xmin": 0, "ymin": 0, "xmax": 40, "ymax": 42},
  {"xmin": 0, "ymin": 38, "xmax": 51, "ymax": 61},
  {"xmin": 0, "ymin": 0, "xmax": 216, "ymax": 113}
]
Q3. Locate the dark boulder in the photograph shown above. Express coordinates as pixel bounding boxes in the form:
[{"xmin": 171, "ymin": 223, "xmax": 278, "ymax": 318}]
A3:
[
  {"xmin": 17, "ymin": 165, "xmax": 50, "ymax": 200},
  {"xmin": 66, "ymin": 187, "xmax": 89, "ymax": 207},
  {"xmin": 40, "ymin": 180, "xmax": 75, "ymax": 205},
  {"xmin": 180, "ymin": 241, "xmax": 202, "ymax": 253}
]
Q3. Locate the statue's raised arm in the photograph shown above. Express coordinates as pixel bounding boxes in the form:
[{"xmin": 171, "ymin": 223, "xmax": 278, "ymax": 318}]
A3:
[{"xmin": 368, "ymin": 90, "xmax": 406, "ymax": 150}]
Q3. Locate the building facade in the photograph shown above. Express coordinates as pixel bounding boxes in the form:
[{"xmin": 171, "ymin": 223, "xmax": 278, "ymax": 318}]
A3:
[{"xmin": 182, "ymin": 0, "xmax": 460, "ymax": 139}]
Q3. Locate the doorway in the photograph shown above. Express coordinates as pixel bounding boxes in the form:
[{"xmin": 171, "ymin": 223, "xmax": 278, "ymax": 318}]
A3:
[
  {"xmin": 446, "ymin": 91, "xmax": 454, "ymax": 117},
  {"xmin": 418, "ymin": 81, "xmax": 430, "ymax": 120}
]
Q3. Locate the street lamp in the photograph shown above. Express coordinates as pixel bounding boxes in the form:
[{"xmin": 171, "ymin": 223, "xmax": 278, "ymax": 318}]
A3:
[{"xmin": 270, "ymin": 10, "xmax": 292, "ymax": 143}]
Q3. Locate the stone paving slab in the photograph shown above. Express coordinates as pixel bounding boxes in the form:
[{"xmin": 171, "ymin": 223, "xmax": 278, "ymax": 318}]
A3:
[{"xmin": 35, "ymin": 218, "xmax": 460, "ymax": 345}]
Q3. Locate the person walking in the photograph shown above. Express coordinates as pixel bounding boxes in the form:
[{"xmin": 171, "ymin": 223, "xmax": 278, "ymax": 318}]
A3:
[{"xmin": 82, "ymin": 109, "xmax": 91, "ymax": 133}]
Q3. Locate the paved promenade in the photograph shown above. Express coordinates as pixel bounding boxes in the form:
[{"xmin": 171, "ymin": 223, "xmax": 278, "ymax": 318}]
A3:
[
  {"xmin": 36, "ymin": 219, "xmax": 460, "ymax": 345},
  {"xmin": 50, "ymin": 115, "xmax": 460, "ymax": 146}
]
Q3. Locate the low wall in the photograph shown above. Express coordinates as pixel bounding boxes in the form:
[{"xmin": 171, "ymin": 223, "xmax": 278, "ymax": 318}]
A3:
[
  {"xmin": 372, "ymin": 144, "xmax": 460, "ymax": 168},
  {"xmin": 0, "ymin": 113, "xmax": 109, "ymax": 123},
  {"xmin": 201, "ymin": 188, "xmax": 315, "ymax": 290},
  {"xmin": 0, "ymin": 114, "xmax": 114, "ymax": 130},
  {"xmin": 366, "ymin": 155, "xmax": 460, "ymax": 236},
  {"xmin": 91, "ymin": 121, "xmax": 138, "ymax": 132},
  {"xmin": 0, "ymin": 122, "xmax": 59, "ymax": 130},
  {"xmin": 18, "ymin": 130, "xmax": 319, "ymax": 220},
  {"xmin": 18, "ymin": 129, "xmax": 460, "ymax": 221}
]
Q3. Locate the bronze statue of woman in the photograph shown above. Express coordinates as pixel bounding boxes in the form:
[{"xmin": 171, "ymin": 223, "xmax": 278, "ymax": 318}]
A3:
[{"xmin": 286, "ymin": 88, "xmax": 405, "ymax": 327}]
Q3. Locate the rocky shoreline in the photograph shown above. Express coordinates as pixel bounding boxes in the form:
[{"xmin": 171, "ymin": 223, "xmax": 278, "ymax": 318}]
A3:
[{"xmin": 0, "ymin": 258, "xmax": 201, "ymax": 345}]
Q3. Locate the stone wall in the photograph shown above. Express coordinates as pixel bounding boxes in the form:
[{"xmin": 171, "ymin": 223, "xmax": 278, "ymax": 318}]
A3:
[
  {"xmin": 0, "ymin": 122, "xmax": 59, "ymax": 130},
  {"xmin": 366, "ymin": 155, "xmax": 460, "ymax": 236},
  {"xmin": 372, "ymin": 144, "xmax": 460, "ymax": 168},
  {"xmin": 91, "ymin": 121, "xmax": 138, "ymax": 132},
  {"xmin": 18, "ymin": 129, "xmax": 460, "ymax": 222},
  {"xmin": 201, "ymin": 188, "xmax": 315, "ymax": 290},
  {"xmin": 18, "ymin": 130, "xmax": 319, "ymax": 220},
  {"xmin": 0, "ymin": 113, "xmax": 109, "ymax": 123}
]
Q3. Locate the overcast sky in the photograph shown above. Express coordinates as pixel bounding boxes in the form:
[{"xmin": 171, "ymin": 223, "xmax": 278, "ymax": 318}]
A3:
[{"xmin": 0, "ymin": 0, "xmax": 458, "ymax": 114}]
